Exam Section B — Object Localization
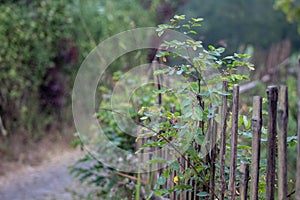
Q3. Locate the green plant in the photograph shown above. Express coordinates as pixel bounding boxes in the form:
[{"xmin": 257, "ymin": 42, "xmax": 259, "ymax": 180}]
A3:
[
  {"xmin": 137, "ymin": 15, "xmax": 254, "ymax": 199},
  {"xmin": 71, "ymin": 9, "xmax": 300, "ymax": 198},
  {"xmin": 71, "ymin": 15, "xmax": 256, "ymax": 199}
]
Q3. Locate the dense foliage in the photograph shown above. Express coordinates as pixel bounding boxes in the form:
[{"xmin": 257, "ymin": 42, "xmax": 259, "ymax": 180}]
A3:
[
  {"xmin": 276, "ymin": 0, "xmax": 300, "ymax": 34},
  {"xmin": 0, "ymin": 0, "xmax": 76, "ymax": 133},
  {"xmin": 0, "ymin": 0, "xmax": 157, "ymax": 135}
]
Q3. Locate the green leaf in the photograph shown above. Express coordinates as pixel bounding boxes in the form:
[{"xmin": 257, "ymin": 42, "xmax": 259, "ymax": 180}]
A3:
[
  {"xmin": 174, "ymin": 185, "xmax": 193, "ymax": 190},
  {"xmin": 237, "ymin": 145, "xmax": 251, "ymax": 150},
  {"xmin": 157, "ymin": 176, "xmax": 167, "ymax": 185},
  {"xmin": 197, "ymin": 192, "xmax": 208, "ymax": 197},
  {"xmin": 191, "ymin": 23, "xmax": 202, "ymax": 27},
  {"xmin": 156, "ymin": 51, "xmax": 170, "ymax": 57},
  {"xmin": 189, "ymin": 82, "xmax": 199, "ymax": 93},
  {"xmin": 147, "ymin": 191, "xmax": 154, "ymax": 200},
  {"xmin": 207, "ymin": 107, "xmax": 215, "ymax": 118},
  {"xmin": 176, "ymin": 68, "xmax": 184, "ymax": 75},
  {"xmin": 287, "ymin": 135, "xmax": 297, "ymax": 143},
  {"xmin": 234, "ymin": 53, "xmax": 250, "ymax": 59},
  {"xmin": 162, "ymin": 56, "xmax": 167, "ymax": 62},
  {"xmin": 241, "ymin": 131, "xmax": 253, "ymax": 138},
  {"xmin": 140, "ymin": 116, "xmax": 148, "ymax": 120},
  {"xmin": 174, "ymin": 15, "xmax": 185, "ymax": 20},
  {"xmin": 243, "ymin": 115, "xmax": 251, "ymax": 129},
  {"xmin": 248, "ymin": 63, "xmax": 255, "ymax": 70},
  {"xmin": 170, "ymin": 161, "xmax": 180, "ymax": 171},
  {"xmin": 164, "ymin": 169, "xmax": 171, "ymax": 178},
  {"xmin": 191, "ymin": 17, "xmax": 204, "ymax": 22},
  {"xmin": 192, "ymin": 106, "xmax": 203, "ymax": 121},
  {"xmin": 153, "ymin": 88, "xmax": 172, "ymax": 94},
  {"xmin": 182, "ymin": 105, "xmax": 192, "ymax": 118},
  {"xmin": 195, "ymin": 133, "xmax": 205, "ymax": 146},
  {"xmin": 208, "ymin": 45, "xmax": 215, "ymax": 51},
  {"xmin": 223, "ymin": 56, "xmax": 234, "ymax": 60},
  {"xmin": 183, "ymin": 24, "xmax": 190, "ymax": 29},
  {"xmin": 199, "ymin": 91, "xmax": 211, "ymax": 97},
  {"xmin": 189, "ymin": 30, "xmax": 197, "ymax": 35},
  {"xmin": 158, "ymin": 31, "xmax": 164, "ymax": 37},
  {"xmin": 154, "ymin": 188, "xmax": 169, "ymax": 196},
  {"xmin": 216, "ymin": 47, "xmax": 225, "ymax": 54}
]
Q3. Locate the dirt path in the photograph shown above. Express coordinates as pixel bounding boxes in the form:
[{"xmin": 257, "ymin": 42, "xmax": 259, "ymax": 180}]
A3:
[{"xmin": 0, "ymin": 149, "xmax": 85, "ymax": 200}]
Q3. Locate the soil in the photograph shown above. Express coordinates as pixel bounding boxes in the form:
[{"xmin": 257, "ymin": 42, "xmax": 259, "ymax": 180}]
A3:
[{"xmin": 0, "ymin": 127, "xmax": 87, "ymax": 200}]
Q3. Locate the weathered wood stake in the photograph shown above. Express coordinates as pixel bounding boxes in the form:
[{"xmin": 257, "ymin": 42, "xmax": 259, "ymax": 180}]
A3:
[
  {"xmin": 277, "ymin": 86, "xmax": 288, "ymax": 200},
  {"xmin": 250, "ymin": 96, "xmax": 262, "ymax": 200},
  {"xmin": 228, "ymin": 84, "xmax": 239, "ymax": 200},
  {"xmin": 209, "ymin": 116, "xmax": 217, "ymax": 200},
  {"xmin": 240, "ymin": 161, "xmax": 249, "ymax": 200},
  {"xmin": 266, "ymin": 86, "xmax": 278, "ymax": 200},
  {"xmin": 219, "ymin": 81, "xmax": 228, "ymax": 200}
]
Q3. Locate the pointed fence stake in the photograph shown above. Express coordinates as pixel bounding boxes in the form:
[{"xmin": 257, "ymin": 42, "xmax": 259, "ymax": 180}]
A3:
[
  {"xmin": 278, "ymin": 86, "xmax": 288, "ymax": 200},
  {"xmin": 240, "ymin": 161, "xmax": 249, "ymax": 200},
  {"xmin": 266, "ymin": 86, "xmax": 278, "ymax": 200},
  {"xmin": 250, "ymin": 96, "xmax": 262, "ymax": 200},
  {"xmin": 228, "ymin": 84, "xmax": 239, "ymax": 200},
  {"xmin": 219, "ymin": 81, "xmax": 229, "ymax": 200}
]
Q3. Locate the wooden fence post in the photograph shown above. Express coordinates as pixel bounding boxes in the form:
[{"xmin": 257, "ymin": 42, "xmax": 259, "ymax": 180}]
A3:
[
  {"xmin": 209, "ymin": 116, "xmax": 218, "ymax": 200},
  {"xmin": 219, "ymin": 81, "xmax": 228, "ymax": 200},
  {"xmin": 240, "ymin": 161, "xmax": 249, "ymax": 200},
  {"xmin": 295, "ymin": 56, "xmax": 300, "ymax": 200},
  {"xmin": 228, "ymin": 84, "xmax": 239, "ymax": 200},
  {"xmin": 250, "ymin": 96, "xmax": 262, "ymax": 200},
  {"xmin": 168, "ymin": 104, "xmax": 176, "ymax": 200},
  {"xmin": 277, "ymin": 86, "xmax": 288, "ymax": 200},
  {"xmin": 266, "ymin": 86, "xmax": 278, "ymax": 200}
]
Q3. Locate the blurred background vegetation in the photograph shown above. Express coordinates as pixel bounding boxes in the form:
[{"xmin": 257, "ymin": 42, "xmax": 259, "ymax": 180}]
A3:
[{"xmin": 0, "ymin": 0, "xmax": 300, "ymax": 195}]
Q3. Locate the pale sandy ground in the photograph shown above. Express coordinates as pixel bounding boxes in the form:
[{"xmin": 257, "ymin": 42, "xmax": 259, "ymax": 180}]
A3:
[{"xmin": 0, "ymin": 148, "xmax": 87, "ymax": 200}]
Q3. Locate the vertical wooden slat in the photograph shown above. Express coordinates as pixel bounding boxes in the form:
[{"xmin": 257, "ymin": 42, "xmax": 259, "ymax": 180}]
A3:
[
  {"xmin": 240, "ymin": 161, "xmax": 249, "ymax": 200},
  {"xmin": 189, "ymin": 156, "xmax": 194, "ymax": 200},
  {"xmin": 250, "ymin": 96, "xmax": 262, "ymax": 200},
  {"xmin": 278, "ymin": 86, "xmax": 288, "ymax": 200},
  {"xmin": 209, "ymin": 117, "xmax": 217, "ymax": 200},
  {"xmin": 228, "ymin": 84, "xmax": 239, "ymax": 200},
  {"xmin": 179, "ymin": 156, "xmax": 186, "ymax": 200},
  {"xmin": 168, "ymin": 104, "xmax": 175, "ymax": 200},
  {"xmin": 266, "ymin": 86, "xmax": 278, "ymax": 200},
  {"xmin": 204, "ymin": 115, "xmax": 212, "ymax": 200},
  {"xmin": 219, "ymin": 81, "xmax": 228, "ymax": 200},
  {"xmin": 197, "ymin": 91, "xmax": 206, "ymax": 197},
  {"xmin": 153, "ymin": 60, "xmax": 163, "ymax": 192},
  {"xmin": 295, "ymin": 56, "xmax": 300, "ymax": 200}
]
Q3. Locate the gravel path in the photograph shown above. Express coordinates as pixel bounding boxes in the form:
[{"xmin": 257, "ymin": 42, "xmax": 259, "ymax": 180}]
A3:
[{"xmin": 0, "ymin": 150, "xmax": 85, "ymax": 200}]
